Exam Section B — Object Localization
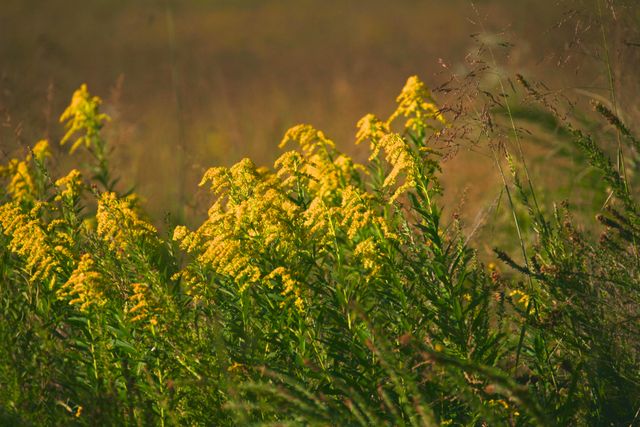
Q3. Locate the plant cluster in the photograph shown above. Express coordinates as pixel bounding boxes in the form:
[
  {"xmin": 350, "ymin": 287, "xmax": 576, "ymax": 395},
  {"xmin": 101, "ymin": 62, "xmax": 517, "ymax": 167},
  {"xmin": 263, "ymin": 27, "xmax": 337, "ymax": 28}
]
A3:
[{"xmin": 0, "ymin": 75, "xmax": 639, "ymax": 426}]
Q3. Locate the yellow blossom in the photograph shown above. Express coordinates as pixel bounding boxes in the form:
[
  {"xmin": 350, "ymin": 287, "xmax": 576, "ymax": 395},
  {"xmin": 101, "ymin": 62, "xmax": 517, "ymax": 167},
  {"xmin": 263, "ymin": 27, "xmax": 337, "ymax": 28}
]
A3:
[
  {"xmin": 356, "ymin": 113, "xmax": 390, "ymax": 159},
  {"xmin": 0, "ymin": 140, "xmax": 51, "ymax": 203},
  {"xmin": 31, "ymin": 140, "xmax": 51, "ymax": 162},
  {"xmin": 279, "ymin": 124, "xmax": 335, "ymax": 154},
  {"xmin": 57, "ymin": 254, "xmax": 105, "ymax": 312},
  {"xmin": 387, "ymin": 75, "xmax": 445, "ymax": 133},
  {"xmin": 0, "ymin": 202, "xmax": 60, "ymax": 284},
  {"xmin": 340, "ymin": 185, "xmax": 395, "ymax": 240},
  {"xmin": 60, "ymin": 84, "xmax": 110, "ymax": 154},
  {"xmin": 377, "ymin": 134, "xmax": 417, "ymax": 202},
  {"xmin": 354, "ymin": 237, "xmax": 382, "ymax": 277},
  {"xmin": 127, "ymin": 282, "xmax": 155, "ymax": 324},
  {"xmin": 96, "ymin": 192, "xmax": 157, "ymax": 253},
  {"xmin": 266, "ymin": 267, "xmax": 304, "ymax": 311},
  {"xmin": 55, "ymin": 169, "xmax": 84, "ymax": 203}
]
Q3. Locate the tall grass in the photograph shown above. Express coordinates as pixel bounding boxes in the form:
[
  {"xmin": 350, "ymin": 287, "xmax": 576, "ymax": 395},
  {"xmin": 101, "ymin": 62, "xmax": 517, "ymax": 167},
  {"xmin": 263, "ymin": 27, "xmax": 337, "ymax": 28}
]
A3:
[{"xmin": 0, "ymin": 68, "xmax": 639, "ymax": 426}]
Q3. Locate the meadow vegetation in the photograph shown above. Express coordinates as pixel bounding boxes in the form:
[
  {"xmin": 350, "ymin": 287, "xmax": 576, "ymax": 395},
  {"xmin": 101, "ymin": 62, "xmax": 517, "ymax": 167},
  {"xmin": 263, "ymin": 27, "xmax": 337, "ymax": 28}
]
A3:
[{"xmin": 1, "ymin": 58, "xmax": 640, "ymax": 426}]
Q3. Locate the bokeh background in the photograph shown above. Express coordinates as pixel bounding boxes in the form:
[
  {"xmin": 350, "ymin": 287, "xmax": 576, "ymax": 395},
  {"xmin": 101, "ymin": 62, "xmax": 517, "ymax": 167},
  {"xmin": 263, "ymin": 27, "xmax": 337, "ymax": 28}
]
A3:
[{"xmin": 2, "ymin": 0, "xmax": 638, "ymax": 222}]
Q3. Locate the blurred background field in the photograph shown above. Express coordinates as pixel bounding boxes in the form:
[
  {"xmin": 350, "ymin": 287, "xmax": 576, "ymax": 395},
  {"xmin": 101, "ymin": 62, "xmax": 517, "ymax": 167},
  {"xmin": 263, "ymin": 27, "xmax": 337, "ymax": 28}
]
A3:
[{"xmin": 1, "ymin": 0, "xmax": 638, "ymax": 224}]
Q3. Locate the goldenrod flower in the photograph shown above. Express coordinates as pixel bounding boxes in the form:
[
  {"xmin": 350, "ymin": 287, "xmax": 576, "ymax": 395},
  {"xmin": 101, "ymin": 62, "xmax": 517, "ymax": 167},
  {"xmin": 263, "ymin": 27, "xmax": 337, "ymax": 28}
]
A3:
[
  {"xmin": 388, "ymin": 75, "xmax": 445, "ymax": 133},
  {"xmin": 354, "ymin": 237, "xmax": 382, "ymax": 277},
  {"xmin": 279, "ymin": 124, "xmax": 335, "ymax": 154},
  {"xmin": 356, "ymin": 113, "xmax": 389, "ymax": 160},
  {"xmin": 57, "ymin": 253, "xmax": 105, "ymax": 312},
  {"xmin": 127, "ymin": 282, "xmax": 156, "ymax": 324},
  {"xmin": 173, "ymin": 81, "xmax": 442, "ymax": 310},
  {"xmin": 377, "ymin": 134, "xmax": 418, "ymax": 202},
  {"xmin": 60, "ymin": 84, "xmax": 110, "ymax": 154},
  {"xmin": 96, "ymin": 192, "xmax": 157, "ymax": 253},
  {"xmin": 0, "ymin": 140, "xmax": 51, "ymax": 203},
  {"xmin": 0, "ymin": 202, "xmax": 60, "ymax": 284},
  {"xmin": 31, "ymin": 139, "xmax": 51, "ymax": 162},
  {"xmin": 54, "ymin": 169, "xmax": 84, "ymax": 203},
  {"xmin": 340, "ymin": 185, "xmax": 395, "ymax": 240},
  {"xmin": 266, "ymin": 267, "xmax": 304, "ymax": 311}
]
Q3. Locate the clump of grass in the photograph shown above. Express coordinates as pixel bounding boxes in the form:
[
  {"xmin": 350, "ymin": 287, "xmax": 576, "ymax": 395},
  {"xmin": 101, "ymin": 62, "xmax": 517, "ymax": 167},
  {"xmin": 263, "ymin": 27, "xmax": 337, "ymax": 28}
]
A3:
[{"xmin": 0, "ymin": 70, "xmax": 639, "ymax": 426}]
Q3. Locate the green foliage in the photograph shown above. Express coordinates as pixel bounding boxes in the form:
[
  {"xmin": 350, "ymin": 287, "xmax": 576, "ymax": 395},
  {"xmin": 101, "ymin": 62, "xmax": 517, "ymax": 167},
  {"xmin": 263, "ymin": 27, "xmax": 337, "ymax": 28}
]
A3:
[{"xmin": 0, "ymin": 74, "xmax": 639, "ymax": 427}]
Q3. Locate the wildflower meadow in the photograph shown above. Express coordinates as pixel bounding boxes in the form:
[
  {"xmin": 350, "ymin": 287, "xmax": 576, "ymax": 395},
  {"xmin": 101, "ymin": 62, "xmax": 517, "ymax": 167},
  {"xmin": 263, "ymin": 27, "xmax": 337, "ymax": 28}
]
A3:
[{"xmin": 1, "ymin": 62, "xmax": 639, "ymax": 426}]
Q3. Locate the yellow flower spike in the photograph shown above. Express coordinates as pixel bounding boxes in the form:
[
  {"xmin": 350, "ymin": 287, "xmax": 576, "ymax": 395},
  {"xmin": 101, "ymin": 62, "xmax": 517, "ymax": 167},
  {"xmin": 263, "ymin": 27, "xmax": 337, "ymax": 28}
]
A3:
[
  {"xmin": 356, "ymin": 113, "xmax": 390, "ymax": 161},
  {"xmin": 356, "ymin": 114, "xmax": 389, "ymax": 145},
  {"xmin": 0, "ymin": 139, "xmax": 50, "ymax": 203},
  {"xmin": 31, "ymin": 140, "xmax": 51, "ymax": 162},
  {"xmin": 376, "ymin": 133, "xmax": 418, "ymax": 202},
  {"xmin": 57, "ymin": 254, "xmax": 105, "ymax": 312},
  {"xmin": 172, "ymin": 225, "xmax": 188, "ymax": 241},
  {"xmin": 340, "ymin": 185, "xmax": 394, "ymax": 240},
  {"xmin": 199, "ymin": 166, "xmax": 229, "ymax": 190},
  {"xmin": 60, "ymin": 84, "xmax": 110, "ymax": 154},
  {"xmin": 54, "ymin": 169, "xmax": 84, "ymax": 203},
  {"xmin": 274, "ymin": 150, "xmax": 305, "ymax": 184},
  {"xmin": 354, "ymin": 237, "xmax": 382, "ymax": 277},
  {"xmin": 387, "ymin": 75, "xmax": 445, "ymax": 132},
  {"xmin": 280, "ymin": 124, "xmax": 335, "ymax": 154},
  {"xmin": 303, "ymin": 197, "xmax": 336, "ymax": 243},
  {"xmin": 127, "ymin": 282, "xmax": 156, "ymax": 326},
  {"xmin": 266, "ymin": 267, "xmax": 304, "ymax": 311},
  {"xmin": 8, "ymin": 160, "xmax": 35, "ymax": 201},
  {"xmin": 96, "ymin": 192, "xmax": 157, "ymax": 253},
  {"xmin": 0, "ymin": 202, "xmax": 60, "ymax": 284}
]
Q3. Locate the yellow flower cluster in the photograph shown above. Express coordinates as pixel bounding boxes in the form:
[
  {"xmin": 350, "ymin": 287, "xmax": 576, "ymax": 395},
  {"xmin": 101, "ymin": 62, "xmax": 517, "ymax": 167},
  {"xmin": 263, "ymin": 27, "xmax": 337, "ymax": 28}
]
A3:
[
  {"xmin": 355, "ymin": 114, "xmax": 389, "ymax": 155},
  {"xmin": 387, "ymin": 75, "xmax": 445, "ymax": 133},
  {"xmin": 96, "ymin": 192, "xmax": 157, "ymax": 253},
  {"xmin": 354, "ymin": 237, "xmax": 382, "ymax": 277},
  {"xmin": 279, "ymin": 124, "xmax": 336, "ymax": 154},
  {"xmin": 176, "ymin": 140, "xmax": 392, "ymax": 305},
  {"xmin": 0, "ymin": 140, "xmax": 51, "ymax": 203},
  {"xmin": 57, "ymin": 253, "xmax": 105, "ymax": 312},
  {"xmin": 127, "ymin": 282, "xmax": 157, "ymax": 325},
  {"xmin": 48, "ymin": 218, "xmax": 75, "ymax": 260},
  {"xmin": 266, "ymin": 267, "xmax": 304, "ymax": 311},
  {"xmin": 55, "ymin": 169, "xmax": 84, "ymax": 203},
  {"xmin": 177, "ymin": 158, "xmax": 302, "ymax": 297},
  {"xmin": 0, "ymin": 202, "xmax": 60, "ymax": 284},
  {"xmin": 59, "ymin": 84, "xmax": 110, "ymax": 154},
  {"xmin": 378, "ymin": 134, "xmax": 418, "ymax": 202},
  {"xmin": 31, "ymin": 139, "xmax": 51, "ymax": 160},
  {"xmin": 355, "ymin": 77, "xmax": 445, "ymax": 202},
  {"xmin": 175, "ymin": 76, "xmax": 443, "ymax": 309},
  {"xmin": 279, "ymin": 124, "xmax": 364, "ymax": 199},
  {"xmin": 340, "ymin": 185, "xmax": 395, "ymax": 240}
]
